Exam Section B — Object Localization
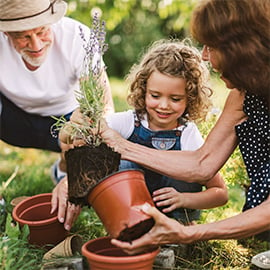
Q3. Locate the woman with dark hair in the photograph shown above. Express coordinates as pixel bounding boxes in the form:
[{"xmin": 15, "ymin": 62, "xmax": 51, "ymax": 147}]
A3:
[{"xmin": 99, "ymin": 0, "xmax": 270, "ymax": 253}]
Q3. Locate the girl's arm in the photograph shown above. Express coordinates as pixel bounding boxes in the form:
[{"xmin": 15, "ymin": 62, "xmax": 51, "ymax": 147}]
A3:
[
  {"xmin": 102, "ymin": 89, "xmax": 247, "ymax": 183},
  {"xmin": 153, "ymin": 172, "xmax": 228, "ymax": 212}
]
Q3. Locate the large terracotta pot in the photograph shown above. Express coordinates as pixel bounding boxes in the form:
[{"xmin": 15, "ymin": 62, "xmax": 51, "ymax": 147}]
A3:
[
  {"xmin": 82, "ymin": 236, "xmax": 159, "ymax": 270},
  {"xmin": 87, "ymin": 169, "xmax": 155, "ymax": 242},
  {"xmin": 12, "ymin": 193, "xmax": 68, "ymax": 247}
]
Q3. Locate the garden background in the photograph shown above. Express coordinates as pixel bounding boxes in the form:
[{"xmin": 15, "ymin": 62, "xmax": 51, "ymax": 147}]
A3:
[{"xmin": 0, "ymin": 0, "xmax": 267, "ymax": 269}]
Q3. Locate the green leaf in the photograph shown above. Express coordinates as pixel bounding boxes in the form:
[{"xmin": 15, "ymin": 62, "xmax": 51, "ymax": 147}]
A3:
[{"xmin": 5, "ymin": 214, "xmax": 20, "ymax": 239}]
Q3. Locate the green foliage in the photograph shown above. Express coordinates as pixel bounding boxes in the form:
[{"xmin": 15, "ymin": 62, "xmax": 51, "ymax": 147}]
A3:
[
  {"xmin": 109, "ymin": 77, "xmax": 130, "ymax": 112},
  {"xmin": 5, "ymin": 214, "xmax": 21, "ymax": 239},
  {"xmin": 65, "ymin": 0, "xmax": 196, "ymax": 78},
  {"xmin": 71, "ymin": 207, "xmax": 107, "ymax": 241},
  {"xmin": 198, "ymin": 114, "xmax": 249, "ymax": 190},
  {"xmin": 0, "ymin": 215, "xmax": 43, "ymax": 270},
  {"xmin": 0, "ymin": 237, "xmax": 44, "ymax": 270}
]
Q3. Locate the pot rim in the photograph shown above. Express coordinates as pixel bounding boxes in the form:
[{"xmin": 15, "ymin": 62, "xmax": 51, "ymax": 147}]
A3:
[
  {"xmin": 88, "ymin": 168, "xmax": 145, "ymax": 197},
  {"xmin": 82, "ymin": 236, "xmax": 160, "ymax": 263},
  {"xmin": 12, "ymin": 193, "xmax": 58, "ymax": 226}
]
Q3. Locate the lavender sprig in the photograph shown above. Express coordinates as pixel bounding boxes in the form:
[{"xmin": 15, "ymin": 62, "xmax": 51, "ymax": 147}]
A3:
[
  {"xmin": 79, "ymin": 14, "xmax": 107, "ymax": 77},
  {"xmin": 51, "ymin": 13, "xmax": 108, "ymax": 146}
]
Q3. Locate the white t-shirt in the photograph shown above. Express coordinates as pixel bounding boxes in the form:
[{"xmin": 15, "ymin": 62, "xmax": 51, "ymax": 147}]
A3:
[
  {"xmin": 0, "ymin": 17, "xmax": 93, "ymax": 116},
  {"xmin": 106, "ymin": 110, "xmax": 204, "ymax": 150}
]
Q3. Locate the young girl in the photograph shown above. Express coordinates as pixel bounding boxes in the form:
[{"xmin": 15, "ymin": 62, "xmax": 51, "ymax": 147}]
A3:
[{"xmin": 60, "ymin": 39, "xmax": 228, "ymax": 224}]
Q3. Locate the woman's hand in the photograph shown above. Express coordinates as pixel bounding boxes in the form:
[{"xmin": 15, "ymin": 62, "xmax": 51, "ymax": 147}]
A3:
[
  {"xmin": 59, "ymin": 108, "xmax": 90, "ymax": 146},
  {"xmin": 51, "ymin": 176, "xmax": 81, "ymax": 231},
  {"xmin": 152, "ymin": 187, "xmax": 184, "ymax": 213},
  {"xmin": 100, "ymin": 118, "xmax": 125, "ymax": 153},
  {"xmin": 111, "ymin": 203, "xmax": 188, "ymax": 255}
]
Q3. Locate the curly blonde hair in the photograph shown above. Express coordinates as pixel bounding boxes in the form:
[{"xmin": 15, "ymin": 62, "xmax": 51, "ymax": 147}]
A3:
[{"xmin": 126, "ymin": 39, "xmax": 213, "ymax": 123}]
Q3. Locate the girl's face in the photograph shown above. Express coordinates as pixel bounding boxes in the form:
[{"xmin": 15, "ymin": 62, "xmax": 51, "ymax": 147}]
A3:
[
  {"xmin": 201, "ymin": 45, "xmax": 235, "ymax": 89},
  {"xmin": 145, "ymin": 70, "xmax": 187, "ymax": 131}
]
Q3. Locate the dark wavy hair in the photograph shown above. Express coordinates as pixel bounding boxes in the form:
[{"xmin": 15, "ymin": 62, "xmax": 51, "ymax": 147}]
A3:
[
  {"xmin": 191, "ymin": 0, "xmax": 270, "ymax": 104},
  {"xmin": 126, "ymin": 39, "xmax": 213, "ymax": 123}
]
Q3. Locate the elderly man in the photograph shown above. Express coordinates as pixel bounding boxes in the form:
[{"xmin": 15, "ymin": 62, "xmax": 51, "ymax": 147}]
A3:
[{"xmin": 0, "ymin": 0, "xmax": 114, "ymax": 182}]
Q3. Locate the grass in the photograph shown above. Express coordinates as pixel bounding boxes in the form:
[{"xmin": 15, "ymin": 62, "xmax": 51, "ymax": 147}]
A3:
[{"xmin": 0, "ymin": 77, "xmax": 267, "ymax": 269}]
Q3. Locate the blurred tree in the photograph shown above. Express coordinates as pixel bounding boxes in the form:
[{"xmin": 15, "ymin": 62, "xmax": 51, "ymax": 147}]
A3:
[{"xmin": 65, "ymin": 0, "xmax": 195, "ymax": 77}]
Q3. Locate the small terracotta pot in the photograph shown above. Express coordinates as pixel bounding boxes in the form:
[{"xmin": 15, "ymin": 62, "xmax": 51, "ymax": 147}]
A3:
[
  {"xmin": 43, "ymin": 234, "xmax": 83, "ymax": 260},
  {"xmin": 10, "ymin": 196, "xmax": 30, "ymax": 208},
  {"xmin": 12, "ymin": 193, "xmax": 68, "ymax": 247},
  {"xmin": 82, "ymin": 236, "xmax": 159, "ymax": 270},
  {"xmin": 87, "ymin": 169, "xmax": 155, "ymax": 242}
]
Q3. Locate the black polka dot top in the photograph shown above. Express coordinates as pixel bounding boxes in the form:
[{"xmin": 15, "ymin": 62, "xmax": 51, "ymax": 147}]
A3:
[{"xmin": 235, "ymin": 93, "xmax": 270, "ymax": 211}]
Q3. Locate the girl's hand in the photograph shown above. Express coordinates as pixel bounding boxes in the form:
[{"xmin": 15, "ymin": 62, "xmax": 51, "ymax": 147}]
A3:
[{"xmin": 153, "ymin": 187, "xmax": 184, "ymax": 213}]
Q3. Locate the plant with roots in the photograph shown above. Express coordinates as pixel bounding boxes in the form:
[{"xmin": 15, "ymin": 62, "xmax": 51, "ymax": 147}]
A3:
[{"xmin": 51, "ymin": 14, "xmax": 121, "ymax": 206}]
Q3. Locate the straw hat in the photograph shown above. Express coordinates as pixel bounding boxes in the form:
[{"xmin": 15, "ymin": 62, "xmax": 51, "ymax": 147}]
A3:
[{"xmin": 0, "ymin": 0, "xmax": 67, "ymax": 32}]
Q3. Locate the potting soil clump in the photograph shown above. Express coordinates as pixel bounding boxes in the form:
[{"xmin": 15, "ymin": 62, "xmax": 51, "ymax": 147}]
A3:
[
  {"xmin": 65, "ymin": 143, "xmax": 121, "ymax": 206},
  {"xmin": 117, "ymin": 218, "xmax": 155, "ymax": 243}
]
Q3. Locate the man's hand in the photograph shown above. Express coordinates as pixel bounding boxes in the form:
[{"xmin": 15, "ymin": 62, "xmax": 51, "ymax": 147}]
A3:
[{"xmin": 51, "ymin": 176, "xmax": 81, "ymax": 231}]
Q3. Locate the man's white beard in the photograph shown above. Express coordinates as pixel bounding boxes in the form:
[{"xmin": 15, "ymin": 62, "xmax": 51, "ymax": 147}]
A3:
[{"xmin": 20, "ymin": 41, "xmax": 51, "ymax": 67}]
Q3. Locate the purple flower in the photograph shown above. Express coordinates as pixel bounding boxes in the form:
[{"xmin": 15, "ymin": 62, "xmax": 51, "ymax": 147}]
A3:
[{"xmin": 79, "ymin": 13, "xmax": 107, "ymax": 77}]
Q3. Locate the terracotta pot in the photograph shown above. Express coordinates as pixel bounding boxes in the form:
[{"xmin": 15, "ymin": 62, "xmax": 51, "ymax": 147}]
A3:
[
  {"xmin": 43, "ymin": 234, "xmax": 83, "ymax": 260},
  {"xmin": 12, "ymin": 193, "xmax": 68, "ymax": 247},
  {"xmin": 87, "ymin": 169, "xmax": 155, "ymax": 242},
  {"xmin": 82, "ymin": 236, "xmax": 159, "ymax": 270},
  {"xmin": 10, "ymin": 196, "xmax": 30, "ymax": 208}
]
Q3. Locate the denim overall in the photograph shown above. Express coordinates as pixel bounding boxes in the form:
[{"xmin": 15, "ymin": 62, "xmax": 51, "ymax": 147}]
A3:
[{"xmin": 119, "ymin": 115, "xmax": 202, "ymax": 223}]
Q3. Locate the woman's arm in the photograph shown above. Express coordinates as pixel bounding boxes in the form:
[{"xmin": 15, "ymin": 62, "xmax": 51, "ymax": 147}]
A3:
[
  {"xmin": 102, "ymin": 89, "xmax": 246, "ymax": 183},
  {"xmin": 153, "ymin": 172, "xmax": 228, "ymax": 212},
  {"xmin": 111, "ymin": 195, "xmax": 270, "ymax": 255}
]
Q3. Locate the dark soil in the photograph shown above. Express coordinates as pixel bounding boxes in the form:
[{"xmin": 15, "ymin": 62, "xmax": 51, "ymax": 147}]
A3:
[
  {"xmin": 116, "ymin": 218, "xmax": 155, "ymax": 242},
  {"xmin": 65, "ymin": 143, "xmax": 121, "ymax": 206}
]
